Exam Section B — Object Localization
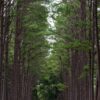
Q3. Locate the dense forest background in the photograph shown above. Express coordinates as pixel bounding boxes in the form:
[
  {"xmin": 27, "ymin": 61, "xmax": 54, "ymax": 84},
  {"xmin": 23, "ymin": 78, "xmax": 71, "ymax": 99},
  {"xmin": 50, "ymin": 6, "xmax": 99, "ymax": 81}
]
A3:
[{"xmin": 0, "ymin": 0, "xmax": 100, "ymax": 100}]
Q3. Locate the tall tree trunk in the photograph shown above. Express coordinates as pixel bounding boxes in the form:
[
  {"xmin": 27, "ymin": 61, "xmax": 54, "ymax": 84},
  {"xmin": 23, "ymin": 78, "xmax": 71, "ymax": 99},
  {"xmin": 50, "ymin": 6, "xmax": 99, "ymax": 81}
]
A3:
[
  {"xmin": 93, "ymin": 0, "xmax": 100, "ymax": 100},
  {"xmin": 12, "ymin": 1, "xmax": 22, "ymax": 100},
  {"xmin": 0, "ymin": 0, "xmax": 11, "ymax": 100}
]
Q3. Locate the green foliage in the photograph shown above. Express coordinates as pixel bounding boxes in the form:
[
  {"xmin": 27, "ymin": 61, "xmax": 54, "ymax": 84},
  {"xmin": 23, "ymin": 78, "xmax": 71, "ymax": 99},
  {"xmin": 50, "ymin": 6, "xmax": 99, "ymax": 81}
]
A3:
[
  {"xmin": 65, "ymin": 40, "xmax": 92, "ymax": 51},
  {"xmin": 20, "ymin": 1, "xmax": 49, "ymax": 76},
  {"xmin": 36, "ymin": 75, "xmax": 65, "ymax": 100}
]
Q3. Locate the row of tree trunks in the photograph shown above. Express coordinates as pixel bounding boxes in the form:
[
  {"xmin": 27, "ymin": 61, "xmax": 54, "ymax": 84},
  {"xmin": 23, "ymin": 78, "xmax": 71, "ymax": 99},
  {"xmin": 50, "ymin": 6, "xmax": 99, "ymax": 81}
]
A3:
[
  {"xmin": 11, "ymin": 0, "xmax": 35, "ymax": 100},
  {"xmin": 0, "ymin": 0, "xmax": 35, "ymax": 100},
  {"xmin": 57, "ymin": 0, "xmax": 95, "ymax": 100}
]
